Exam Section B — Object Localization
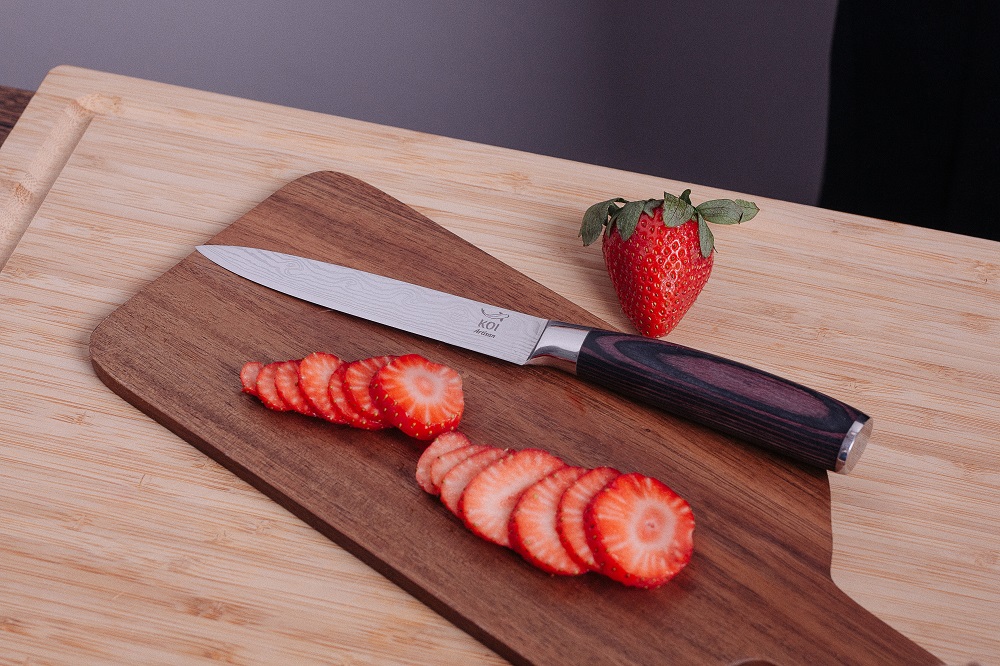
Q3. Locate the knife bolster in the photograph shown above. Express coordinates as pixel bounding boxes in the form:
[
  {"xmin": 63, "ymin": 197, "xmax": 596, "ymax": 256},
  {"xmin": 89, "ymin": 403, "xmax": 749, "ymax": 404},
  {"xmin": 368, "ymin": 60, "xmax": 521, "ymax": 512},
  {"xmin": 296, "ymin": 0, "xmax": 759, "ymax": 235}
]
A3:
[{"xmin": 525, "ymin": 321, "xmax": 592, "ymax": 373}]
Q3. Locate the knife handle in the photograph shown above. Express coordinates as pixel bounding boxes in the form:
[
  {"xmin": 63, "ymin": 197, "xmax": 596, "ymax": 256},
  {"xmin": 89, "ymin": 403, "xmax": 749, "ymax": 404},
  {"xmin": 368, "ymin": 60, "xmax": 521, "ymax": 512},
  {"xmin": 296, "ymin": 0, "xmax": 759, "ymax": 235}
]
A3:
[{"xmin": 565, "ymin": 328, "xmax": 871, "ymax": 472}]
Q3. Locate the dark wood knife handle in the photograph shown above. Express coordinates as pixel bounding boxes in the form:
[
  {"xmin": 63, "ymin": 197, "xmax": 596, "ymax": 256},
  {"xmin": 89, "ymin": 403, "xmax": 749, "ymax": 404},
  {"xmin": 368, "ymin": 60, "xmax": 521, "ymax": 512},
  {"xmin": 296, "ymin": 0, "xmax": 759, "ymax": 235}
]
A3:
[{"xmin": 575, "ymin": 330, "xmax": 871, "ymax": 472}]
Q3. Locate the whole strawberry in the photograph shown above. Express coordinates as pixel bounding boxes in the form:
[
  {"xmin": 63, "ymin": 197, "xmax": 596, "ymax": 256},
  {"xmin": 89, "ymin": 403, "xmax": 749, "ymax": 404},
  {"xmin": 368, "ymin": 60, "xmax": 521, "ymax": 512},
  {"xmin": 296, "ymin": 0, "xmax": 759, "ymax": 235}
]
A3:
[{"xmin": 579, "ymin": 190, "xmax": 758, "ymax": 337}]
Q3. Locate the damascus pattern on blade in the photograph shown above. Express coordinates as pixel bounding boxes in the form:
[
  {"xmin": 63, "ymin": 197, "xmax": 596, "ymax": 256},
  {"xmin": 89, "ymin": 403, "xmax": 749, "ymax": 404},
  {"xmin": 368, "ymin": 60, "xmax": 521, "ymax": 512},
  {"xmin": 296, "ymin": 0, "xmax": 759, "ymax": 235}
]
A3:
[{"xmin": 196, "ymin": 245, "xmax": 549, "ymax": 365}]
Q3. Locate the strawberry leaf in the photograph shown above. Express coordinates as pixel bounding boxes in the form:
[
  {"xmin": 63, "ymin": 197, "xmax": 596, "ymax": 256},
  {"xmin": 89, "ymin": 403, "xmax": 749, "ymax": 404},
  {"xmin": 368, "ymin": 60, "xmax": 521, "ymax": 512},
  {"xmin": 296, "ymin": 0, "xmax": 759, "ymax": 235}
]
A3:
[
  {"xmin": 696, "ymin": 212, "xmax": 715, "ymax": 257},
  {"xmin": 735, "ymin": 199, "xmax": 760, "ymax": 222},
  {"xmin": 696, "ymin": 199, "xmax": 744, "ymax": 225},
  {"xmin": 581, "ymin": 190, "xmax": 758, "ymax": 253},
  {"xmin": 662, "ymin": 192, "xmax": 695, "ymax": 228},
  {"xmin": 612, "ymin": 200, "xmax": 646, "ymax": 241},
  {"xmin": 579, "ymin": 197, "xmax": 624, "ymax": 246}
]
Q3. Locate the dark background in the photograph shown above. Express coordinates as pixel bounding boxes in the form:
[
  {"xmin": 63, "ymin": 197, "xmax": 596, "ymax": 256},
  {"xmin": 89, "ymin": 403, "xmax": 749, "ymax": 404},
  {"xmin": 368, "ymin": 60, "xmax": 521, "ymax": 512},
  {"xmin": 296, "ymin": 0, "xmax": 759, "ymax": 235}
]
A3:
[{"xmin": 1, "ymin": 0, "xmax": 838, "ymax": 206}]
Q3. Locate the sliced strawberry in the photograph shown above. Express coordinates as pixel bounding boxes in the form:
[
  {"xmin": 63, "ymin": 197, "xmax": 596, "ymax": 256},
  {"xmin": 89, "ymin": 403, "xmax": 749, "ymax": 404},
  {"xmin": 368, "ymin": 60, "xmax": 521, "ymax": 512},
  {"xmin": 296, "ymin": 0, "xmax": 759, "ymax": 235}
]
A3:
[
  {"xmin": 439, "ymin": 447, "xmax": 509, "ymax": 516},
  {"xmin": 371, "ymin": 354, "xmax": 464, "ymax": 440},
  {"xmin": 584, "ymin": 472, "xmax": 695, "ymax": 589},
  {"xmin": 415, "ymin": 431, "xmax": 472, "ymax": 494},
  {"xmin": 343, "ymin": 355, "xmax": 395, "ymax": 423},
  {"xmin": 255, "ymin": 361, "xmax": 291, "ymax": 411},
  {"xmin": 240, "ymin": 361, "xmax": 263, "ymax": 396},
  {"xmin": 328, "ymin": 363, "xmax": 390, "ymax": 430},
  {"xmin": 509, "ymin": 466, "xmax": 590, "ymax": 576},
  {"xmin": 459, "ymin": 449, "xmax": 565, "ymax": 548},
  {"xmin": 274, "ymin": 359, "xmax": 315, "ymax": 416},
  {"xmin": 430, "ymin": 444, "xmax": 491, "ymax": 493},
  {"xmin": 557, "ymin": 466, "xmax": 621, "ymax": 571},
  {"xmin": 298, "ymin": 351, "xmax": 347, "ymax": 424}
]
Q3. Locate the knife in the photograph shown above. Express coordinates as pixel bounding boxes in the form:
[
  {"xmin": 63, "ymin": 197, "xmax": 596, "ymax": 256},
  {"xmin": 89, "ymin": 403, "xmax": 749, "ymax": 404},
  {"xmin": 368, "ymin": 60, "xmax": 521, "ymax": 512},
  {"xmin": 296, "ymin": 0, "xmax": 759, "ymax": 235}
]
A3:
[{"xmin": 196, "ymin": 244, "xmax": 871, "ymax": 473}]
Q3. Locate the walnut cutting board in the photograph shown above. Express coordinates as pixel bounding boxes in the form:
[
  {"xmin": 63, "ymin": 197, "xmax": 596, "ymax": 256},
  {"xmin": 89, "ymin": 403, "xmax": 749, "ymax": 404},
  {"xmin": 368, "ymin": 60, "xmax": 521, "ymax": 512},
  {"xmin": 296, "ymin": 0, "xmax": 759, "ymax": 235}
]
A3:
[{"xmin": 90, "ymin": 171, "xmax": 937, "ymax": 665}]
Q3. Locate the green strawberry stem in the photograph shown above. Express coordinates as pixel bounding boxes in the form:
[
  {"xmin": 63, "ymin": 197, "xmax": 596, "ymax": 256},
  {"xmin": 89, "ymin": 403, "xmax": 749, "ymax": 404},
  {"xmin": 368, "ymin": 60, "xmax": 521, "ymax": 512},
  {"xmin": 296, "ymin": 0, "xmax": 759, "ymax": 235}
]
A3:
[{"xmin": 579, "ymin": 190, "xmax": 759, "ymax": 257}]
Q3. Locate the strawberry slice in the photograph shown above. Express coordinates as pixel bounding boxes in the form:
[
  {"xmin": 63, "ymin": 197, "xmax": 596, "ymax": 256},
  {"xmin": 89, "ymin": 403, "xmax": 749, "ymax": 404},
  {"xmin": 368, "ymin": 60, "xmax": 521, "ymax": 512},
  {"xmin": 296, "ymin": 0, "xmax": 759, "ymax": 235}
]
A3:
[
  {"xmin": 328, "ymin": 363, "xmax": 390, "ymax": 430},
  {"xmin": 274, "ymin": 359, "xmax": 315, "ymax": 416},
  {"xmin": 584, "ymin": 472, "xmax": 695, "ymax": 588},
  {"xmin": 343, "ymin": 355, "xmax": 395, "ymax": 424},
  {"xmin": 429, "ymin": 444, "xmax": 491, "ymax": 492},
  {"xmin": 255, "ymin": 361, "xmax": 292, "ymax": 411},
  {"xmin": 459, "ymin": 449, "xmax": 565, "ymax": 548},
  {"xmin": 371, "ymin": 354, "xmax": 464, "ymax": 440},
  {"xmin": 557, "ymin": 466, "xmax": 621, "ymax": 571},
  {"xmin": 509, "ymin": 466, "xmax": 590, "ymax": 576},
  {"xmin": 415, "ymin": 431, "xmax": 472, "ymax": 494},
  {"xmin": 439, "ymin": 447, "xmax": 509, "ymax": 515},
  {"xmin": 298, "ymin": 351, "xmax": 347, "ymax": 423},
  {"xmin": 240, "ymin": 361, "xmax": 263, "ymax": 396}
]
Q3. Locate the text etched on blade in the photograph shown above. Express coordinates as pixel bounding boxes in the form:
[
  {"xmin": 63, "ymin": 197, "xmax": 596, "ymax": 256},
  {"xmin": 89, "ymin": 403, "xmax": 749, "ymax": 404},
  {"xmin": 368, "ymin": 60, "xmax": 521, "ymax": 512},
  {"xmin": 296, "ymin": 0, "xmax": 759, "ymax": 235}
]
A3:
[{"xmin": 474, "ymin": 309, "xmax": 510, "ymax": 339}]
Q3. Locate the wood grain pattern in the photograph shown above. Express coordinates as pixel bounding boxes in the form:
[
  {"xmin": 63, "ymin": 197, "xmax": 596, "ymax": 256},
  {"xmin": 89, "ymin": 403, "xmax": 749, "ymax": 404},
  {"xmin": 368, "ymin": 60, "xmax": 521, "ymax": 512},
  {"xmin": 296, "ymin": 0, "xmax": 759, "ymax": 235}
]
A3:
[
  {"xmin": 0, "ymin": 86, "xmax": 33, "ymax": 147},
  {"xmin": 0, "ymin": 67, "xmax": 998, "ymax": 665},
  {"xmin": 577, "ymin": 330, "xmax": 869, "ymax": 470},
  {"xmin": 90, "ymin": 171, "xmax": 937, "ymax": 665}
]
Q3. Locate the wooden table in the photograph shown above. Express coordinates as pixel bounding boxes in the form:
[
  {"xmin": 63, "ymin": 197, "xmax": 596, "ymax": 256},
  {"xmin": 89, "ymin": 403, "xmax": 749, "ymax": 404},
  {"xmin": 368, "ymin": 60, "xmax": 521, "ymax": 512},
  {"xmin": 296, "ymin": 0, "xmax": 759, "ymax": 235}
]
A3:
[
  {"xmin": 0, "ymin": 86, "xmax": 32, "ymax": 147},
  {"xmin": 1, "ymin": 68, "xmax": 997, "ymax": 665}
]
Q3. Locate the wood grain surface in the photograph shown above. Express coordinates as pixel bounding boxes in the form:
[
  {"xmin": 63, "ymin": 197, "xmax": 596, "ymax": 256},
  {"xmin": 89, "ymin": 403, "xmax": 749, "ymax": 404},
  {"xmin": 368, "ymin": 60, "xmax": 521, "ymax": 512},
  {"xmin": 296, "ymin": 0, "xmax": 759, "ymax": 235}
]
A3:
[
  {"xmin": 0, "ymin": 86, "xmax": 33, "ymax": 147},
  {"xmin": 89, "ymin": 171, "xmax": 938, "ymax": 664},
  {"xmin": 575, "ymin": 330, "xmax": 870, "ymax": 470},
  {"xmin": 1, "ymin": 67, "xmax": 998, "ymax": 665}
]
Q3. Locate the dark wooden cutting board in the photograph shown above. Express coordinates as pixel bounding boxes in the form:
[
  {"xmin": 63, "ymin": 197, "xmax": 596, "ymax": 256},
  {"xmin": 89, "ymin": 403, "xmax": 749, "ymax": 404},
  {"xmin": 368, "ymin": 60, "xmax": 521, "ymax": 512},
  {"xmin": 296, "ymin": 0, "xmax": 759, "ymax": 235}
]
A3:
[{"xmin": 89, "ymin": 172, "xmax": 938, "ymax": 665}]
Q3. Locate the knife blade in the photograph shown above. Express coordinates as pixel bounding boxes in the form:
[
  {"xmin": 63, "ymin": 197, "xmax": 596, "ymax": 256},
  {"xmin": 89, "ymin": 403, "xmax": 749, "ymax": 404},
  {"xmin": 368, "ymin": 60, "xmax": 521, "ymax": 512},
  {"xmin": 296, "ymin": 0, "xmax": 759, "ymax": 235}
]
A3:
[{"xmin": 196, "ymin": 244, "xmax": 871, "ymax": 473}]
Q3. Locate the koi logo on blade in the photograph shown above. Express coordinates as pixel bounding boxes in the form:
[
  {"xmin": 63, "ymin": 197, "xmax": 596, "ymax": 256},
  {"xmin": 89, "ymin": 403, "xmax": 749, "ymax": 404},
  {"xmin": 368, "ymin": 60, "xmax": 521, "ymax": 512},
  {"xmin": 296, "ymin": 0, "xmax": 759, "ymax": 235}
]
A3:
[{"xmin": 474, "ymin": 309, "xmax": 509, "ymax": 338}]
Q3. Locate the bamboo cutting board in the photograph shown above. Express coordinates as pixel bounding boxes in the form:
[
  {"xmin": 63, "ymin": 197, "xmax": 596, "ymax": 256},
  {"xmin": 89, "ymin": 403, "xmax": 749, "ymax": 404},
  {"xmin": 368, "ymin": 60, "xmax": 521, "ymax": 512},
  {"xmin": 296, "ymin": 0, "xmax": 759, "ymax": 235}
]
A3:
[
  {"xmin": 3, "ymin": 66, "xmax": 999, "ymax": 665},
  {"xmin": 90, "ymin": 171, "xmax": 937, "ymax": 665}
]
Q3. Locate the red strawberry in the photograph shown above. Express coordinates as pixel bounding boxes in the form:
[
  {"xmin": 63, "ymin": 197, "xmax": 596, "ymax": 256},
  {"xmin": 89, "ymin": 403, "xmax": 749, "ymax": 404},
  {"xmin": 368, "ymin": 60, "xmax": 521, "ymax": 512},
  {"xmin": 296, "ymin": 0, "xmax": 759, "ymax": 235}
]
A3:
[
  {"xmin": 429, "ymin": 444, "xmax": 491, "ymax": 492},
  {"xmin": 580, "ymin": 191, "xmax": 758, "ymax": 337},
  {"xmin": 556, "ymin": 466, "xmax": 620, "ymax": 571},
  {"xmin": 439, "ymin": 447, "xmax": 510, "ymax": 516},
  {"xmin": 343, "ymin": 355, "xmax": 395, "ymax": 423},
  {"xmin": 584, "ymin": 472, "xmax": 695, "ymax": 588},
  {"xmin": 371, "ymin": 354, "xmax": 465, "ymax": 440},
  {"xmin": 459, "ymin": 449, "xmax": 565, "ymax": 548},
  {"xmin": 298, "ymin": 351, "xmax": 347, "ymax": 424},
  {"xmin": 274, "ymin": 359, "xmax": 315, "ymax": 416},
  {"xmin": 240, "ymin": 361, "xmax": 263, "ymax": 396},
  {"xmin": 328, "ymin": 363, "xmax": 390, "ymax": 430},
  {"xmin": 255, "ymin": 361, "xmax": 292, "ymax": 411},
  {"xmin": 415, "ymin": 431, "xmax": 471, "ymax": 494},
  {"xmin": 509, "ymin": 466, "xmax": 590, "ymax": 576}
]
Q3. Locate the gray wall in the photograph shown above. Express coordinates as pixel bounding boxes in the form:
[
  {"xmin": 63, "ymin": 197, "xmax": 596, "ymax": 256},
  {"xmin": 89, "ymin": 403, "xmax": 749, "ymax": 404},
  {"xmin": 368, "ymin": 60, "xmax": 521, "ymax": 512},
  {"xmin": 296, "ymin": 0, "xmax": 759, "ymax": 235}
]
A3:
[{"xmin": 1, "ymin": 0, "xmax": 838, "ymax": 204}]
